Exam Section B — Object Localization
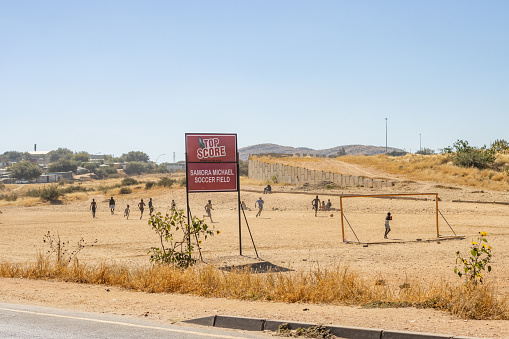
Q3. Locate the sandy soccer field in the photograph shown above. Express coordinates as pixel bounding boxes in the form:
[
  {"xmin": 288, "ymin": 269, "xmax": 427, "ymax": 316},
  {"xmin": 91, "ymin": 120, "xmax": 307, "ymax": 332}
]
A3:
[{"xmin": 1, "ymin": 177, "xmax": 509, "ymax": 338}]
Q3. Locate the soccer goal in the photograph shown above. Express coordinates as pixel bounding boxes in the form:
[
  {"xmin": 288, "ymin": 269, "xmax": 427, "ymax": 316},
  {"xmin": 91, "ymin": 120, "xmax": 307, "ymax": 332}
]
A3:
[{"xmin": 339, "ymin": 193, "xmax": 461, "ymax": 244}]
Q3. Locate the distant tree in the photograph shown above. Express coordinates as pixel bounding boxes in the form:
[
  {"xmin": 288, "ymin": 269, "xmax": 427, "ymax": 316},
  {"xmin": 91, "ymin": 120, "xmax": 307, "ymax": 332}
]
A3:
[
  {"xmin": 155, "ymin": 164, "xmax": 170, "ymax": 173},
  {"xmin": 48, "ymin": 159, "xmax": 78, "ymax": 173},
  {"xmin": 491, "ymin": 139, "xmax": 509, "ymax": 153},
  {"xmin": 448, "ymin": 140, "xmax": 495, "ymax": 170},
  {"xmin": 0, "ymin": 151, "xmax": 29, "ymax": 163},
  {"xmin": 48, "ymin": 148, "xmax": 73, "ymax": 162},
  {"xmin": 337, "ymin": 148, "xmax": 346, "ymax": 156},
  {"xmin": 122, "ymin": 151, "xmax": 150, "ymax": 163},
  {"xmin": 82, "ymin": 162, "xmax": 99, "ymax": 172},
  {"xmin": 388, "ymin": 150, "xmax": 407, "ymax": 157},
  {"xmin": 9, "ymin": 161, "xmax": 43, "ymax": 180},
  {"xmin": 239, "ymin": 159, "xmax": 248, "ymax": 176},
  {"xmin": 72, "ymin": 152, "xmax": 90, "ymax": 163},
  {"xmin": 124, "ymin": 161, "xmax": 151, "ymax": 175},
  {"xmin": 416, "ymin": 148, "xmax": 435, "ymax": 155},
  {"xmin": 93, "ymin": 166, "xmax": 117, "ymax": 179}
]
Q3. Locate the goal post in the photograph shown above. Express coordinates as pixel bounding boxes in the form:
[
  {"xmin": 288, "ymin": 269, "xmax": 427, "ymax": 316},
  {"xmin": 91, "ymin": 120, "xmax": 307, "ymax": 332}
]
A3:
[{"xmin": 339, "ymin": 193, "xmax": 440, "ymax": 242}]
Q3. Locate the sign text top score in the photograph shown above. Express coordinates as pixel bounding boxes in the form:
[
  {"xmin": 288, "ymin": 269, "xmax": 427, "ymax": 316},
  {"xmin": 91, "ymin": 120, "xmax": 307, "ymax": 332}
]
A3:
[{"xmin": 186, "ymin": 134, "xmax": 237, "ymax": 163}]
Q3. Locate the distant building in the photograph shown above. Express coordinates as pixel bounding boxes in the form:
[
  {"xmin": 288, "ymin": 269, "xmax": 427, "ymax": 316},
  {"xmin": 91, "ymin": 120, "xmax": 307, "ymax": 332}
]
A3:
[
  {"xmin": 28, "ymin": 151, "xmax": 50, "ymax": 165},
  {"xmin": 164, "ymin": 162, "xmax": 186, "ymax": 172},
  {"xmin": 45, "ymin": 171, "xmax": 73, "ymax": 180},
  {"xmin": 36, "ymin": 174, "xmax": 60, "ymax": 183}
]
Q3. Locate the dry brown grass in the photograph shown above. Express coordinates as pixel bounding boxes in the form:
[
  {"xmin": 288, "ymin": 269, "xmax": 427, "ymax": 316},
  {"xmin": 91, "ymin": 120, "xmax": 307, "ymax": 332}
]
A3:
[
  {"xmin": 255, "ymin": 154, "xmax": 509, "ymax": 191},
  {"xmin": 1, "ymin": 257, "xmax": 507, "ymax": 320}
]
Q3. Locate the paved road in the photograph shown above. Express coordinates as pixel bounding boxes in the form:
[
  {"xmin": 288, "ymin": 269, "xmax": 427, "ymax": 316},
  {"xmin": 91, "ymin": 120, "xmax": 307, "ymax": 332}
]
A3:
[{"xmin": 0, "ymin": 303, "xmax": 270, "ymax": 339}]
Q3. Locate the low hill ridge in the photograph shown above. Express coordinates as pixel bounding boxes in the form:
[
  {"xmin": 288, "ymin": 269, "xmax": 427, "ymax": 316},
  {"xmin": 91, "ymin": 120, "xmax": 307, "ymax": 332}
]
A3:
[{"xmin": 239, "ymin": 143, "xmax": 403, "ymax": 161}]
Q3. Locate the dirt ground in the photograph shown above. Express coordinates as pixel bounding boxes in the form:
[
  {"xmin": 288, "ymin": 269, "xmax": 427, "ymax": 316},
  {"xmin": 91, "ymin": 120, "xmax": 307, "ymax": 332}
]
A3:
[{"xmin": 1, "ymin": 175, "xmax": 509, "ymax": 338}]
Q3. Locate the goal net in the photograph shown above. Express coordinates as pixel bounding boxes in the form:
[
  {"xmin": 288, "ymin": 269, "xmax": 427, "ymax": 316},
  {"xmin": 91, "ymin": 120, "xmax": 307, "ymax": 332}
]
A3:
[{"xmin": 339, "ymin": 193, "xmax": 455, "ymax": 244}]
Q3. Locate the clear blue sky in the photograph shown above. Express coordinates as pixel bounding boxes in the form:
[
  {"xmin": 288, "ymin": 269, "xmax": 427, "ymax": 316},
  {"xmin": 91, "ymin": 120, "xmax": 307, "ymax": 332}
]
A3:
[{"xmin": 1, "ymin": 1, "xmax": 508, "ymax": 162}]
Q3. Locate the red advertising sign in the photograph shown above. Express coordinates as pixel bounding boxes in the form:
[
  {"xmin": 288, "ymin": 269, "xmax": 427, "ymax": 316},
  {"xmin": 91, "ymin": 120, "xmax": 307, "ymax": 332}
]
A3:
[
  {"xmin": 186, "ymin": 133, "xmax": 238, "ymax": 193},
  {"xmin": 186, "ymin": 134, "xmax": 237, "ymax": 163},
  {"xmin": 187, "ymin": 162, "xmax": 238, "ymax": 192}
]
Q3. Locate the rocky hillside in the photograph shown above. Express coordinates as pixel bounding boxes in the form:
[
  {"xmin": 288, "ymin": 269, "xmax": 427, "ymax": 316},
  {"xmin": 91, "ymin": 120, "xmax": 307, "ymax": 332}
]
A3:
[{"xmin": 239, "ymin": 143, "xmax": 404, "ymax": 161}]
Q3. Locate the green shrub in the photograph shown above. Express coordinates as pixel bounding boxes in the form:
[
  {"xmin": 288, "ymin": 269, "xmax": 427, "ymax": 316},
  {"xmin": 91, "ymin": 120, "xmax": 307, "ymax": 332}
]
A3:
[
  {"xmin": 239, "ymin": 159, "xmax": 248, "ymax": 176},
  {"xmin": 178, "ymin": 177, "xmax": 186, "ymax": 187},
  {"xmin": 121, "ymin": 178, "xmax": 138, "ymax": 186},
  {"xmin": 0, "ymin": 192, "xmax": 18, "ymax": 201},
  {"xmin": 39, "ymin": 185, "xmax": 61, "ymax": 201},
  {"xmin": 59, "ymin": 185, "xmax": 90, "ymax": 194},
  {"xmin": 9, "ymin": 161, "xmax": 42, "ymax": 180},
  {"xmin": 155, "ymin": 164, "xmax": 170, "ymax": 173},
  {"xmin": 95, "ymin": 185, "xmax": 108, "ymax": 194},
  {"xmin": 119, "ymin": 187, "xmax": 132, "ymax": 194},
  {"xmin": 24, "ymin": 188, "xmax": 42, "ymax": 197},
  {"xmin": 157, "ymin": 177, "xmax": 176, "ymax": 188},
  {"xmin": 145, "ymin": 181, "xmax": 156, "ymax": 189},
  {"xmin": 48, "ymin": 159, "xmax": 78, "ymax": 173},
  {"xmin": 124, "ymin": 162, "xmax": 150, "ymax": 175},
  {"xmin": 93, "ymin": 166, "xmax": 117, "ymax": 179},
  {"xmin": 448, "ymin": 140, "xmax": 496, "ymax": 170}
]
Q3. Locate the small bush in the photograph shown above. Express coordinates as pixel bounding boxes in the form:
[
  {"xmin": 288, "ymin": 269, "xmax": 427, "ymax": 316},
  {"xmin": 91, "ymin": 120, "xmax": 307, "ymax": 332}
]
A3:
[
  {"xmin": 124, "ymin": 161, "xmax": 150, "ymax": 175},
  {"xmin": 94, "ymin": 166, "xmax": 117, "ymax": 179},
  {"xmin": 157, "ymin": 177, "xmax": 175, "ymax": 188},
  {"xmin": 39, "ymin": 185, "xmax": 61, "ymax": 201},
  {"xmin": 0, "ymin": 192, "xmax": 18, "ymax": 201},
  {"xmin": 145, "ymin": 181, "xmax": 156, "ymax": 189},
  {"xmin": 24, "ymin": 185, "xmax": 61, "ymax": 201},
  {"xmin": 121, "ymin": 178, "xmax": 138, "ymax": 186},
  {"xmin": 59, "ymin": 185, "xmax": 90, "ymax": 194},
  {"xmin": 178, "ymin": 177, "xmax": 186, "ymax": 187},
  {"xmin": 97, "ymin": 185, "xmax": 110, "ymax": 194},
  {"xmin": 448, "ymin": 140, "xmax": 496, "ymax": 170},
  {"xmin": 119, "ymin": 187, "xmax": 132, "ymax": 194}
]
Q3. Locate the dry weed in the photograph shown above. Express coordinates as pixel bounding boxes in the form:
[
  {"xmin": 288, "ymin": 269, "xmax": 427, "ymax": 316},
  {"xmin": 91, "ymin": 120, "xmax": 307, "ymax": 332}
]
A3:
[{"xmin": 0, "ymin": 259, "xmax": 507, "ymax": 320}]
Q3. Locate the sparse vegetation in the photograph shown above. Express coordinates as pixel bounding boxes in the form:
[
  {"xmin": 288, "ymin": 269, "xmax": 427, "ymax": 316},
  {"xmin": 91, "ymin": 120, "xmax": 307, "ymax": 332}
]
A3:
[
  {"xmin": 444, "ymin": 140, "xmax": 496, "ymax": 170},
  {"xmin": 0, "ymin": 260, "xmax": 506, "ymax": 320},
  {"xmin": 43, "ymin": 231, "xmax": 96, "ymax": 266},
  {"xmin": 276, "ymin": 323, "xmax": 335, "ymax": 338},
  {"xmin": 455, "ymin": 232, "xmax": 492, "ymax": 285},
  {"xmin": 124, "ymin": 161, "xmax": 150, "ymax": 175},
  {"xmin": 0, "ymin": 192, "xmax": 18, "ymax": 201},
  {"xmin": 148, "ymin": 209, "xmax": 218, "ymax": 268},
  {"xmin": 157, "ymin": 176, "xmax": 175, "ymax": 188},
  {"xmin": 121, "ymin": 177, "xmax": 138, "ymax": 186},
  {"xmin": 119, "ymin": 187, "xmax": 132, "ymax": 194}
]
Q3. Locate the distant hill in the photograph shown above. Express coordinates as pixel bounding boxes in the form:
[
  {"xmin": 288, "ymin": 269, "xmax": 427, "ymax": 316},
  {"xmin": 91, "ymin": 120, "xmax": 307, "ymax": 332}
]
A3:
[{"xmin": 239, "ymin": 143, "xmax": 404, "ymax": 161}]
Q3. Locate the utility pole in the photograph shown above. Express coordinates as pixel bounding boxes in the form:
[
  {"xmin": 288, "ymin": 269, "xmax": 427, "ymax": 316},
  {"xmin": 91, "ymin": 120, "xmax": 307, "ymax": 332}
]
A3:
[
  {"xmin": 385, "ymin": 118, "xmax": 388, "ymax": 154},
  {"xmin": 419, "ymin": 134, "xmax": 422, "ymax": 153}
]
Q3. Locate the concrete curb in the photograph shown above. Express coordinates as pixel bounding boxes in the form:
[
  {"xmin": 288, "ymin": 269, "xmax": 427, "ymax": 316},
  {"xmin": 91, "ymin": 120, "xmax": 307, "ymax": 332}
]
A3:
[{"xmin": 182, "ymin": 315, "xmax": 481, "ymax": 339}]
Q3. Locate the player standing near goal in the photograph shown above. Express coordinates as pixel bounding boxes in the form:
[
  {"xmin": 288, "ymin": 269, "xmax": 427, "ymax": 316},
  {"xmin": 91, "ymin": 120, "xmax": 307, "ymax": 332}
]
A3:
[{"xmin": 384, "ymin": 212, "xmax": 392, "ymax": 239}]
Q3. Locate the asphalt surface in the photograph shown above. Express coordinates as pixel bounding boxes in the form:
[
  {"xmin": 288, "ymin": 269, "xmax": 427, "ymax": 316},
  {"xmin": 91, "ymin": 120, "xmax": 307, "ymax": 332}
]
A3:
[{"xmin": 0, "ymin": 303, "xmax": 270, "ymax": 339}]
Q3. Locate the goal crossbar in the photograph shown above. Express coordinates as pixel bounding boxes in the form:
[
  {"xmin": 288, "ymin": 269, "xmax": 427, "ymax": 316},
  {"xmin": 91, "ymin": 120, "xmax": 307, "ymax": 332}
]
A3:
[{"xmin": 339, "ymin": 193, "xmax": 440, "ymax": 242}]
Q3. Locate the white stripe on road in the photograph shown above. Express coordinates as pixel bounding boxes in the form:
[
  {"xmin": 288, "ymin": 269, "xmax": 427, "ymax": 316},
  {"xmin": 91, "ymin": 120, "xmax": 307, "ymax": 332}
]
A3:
[{"xmin": 0, "ymin": 307, "xmax": 248, "ymax": 338}]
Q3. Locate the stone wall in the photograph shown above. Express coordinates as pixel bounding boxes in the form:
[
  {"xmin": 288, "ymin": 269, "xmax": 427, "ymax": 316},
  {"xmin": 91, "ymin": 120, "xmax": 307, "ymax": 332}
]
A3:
[{"xmin": 248, "ymin": 159, "xmax": 397, "ymax": 188}]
